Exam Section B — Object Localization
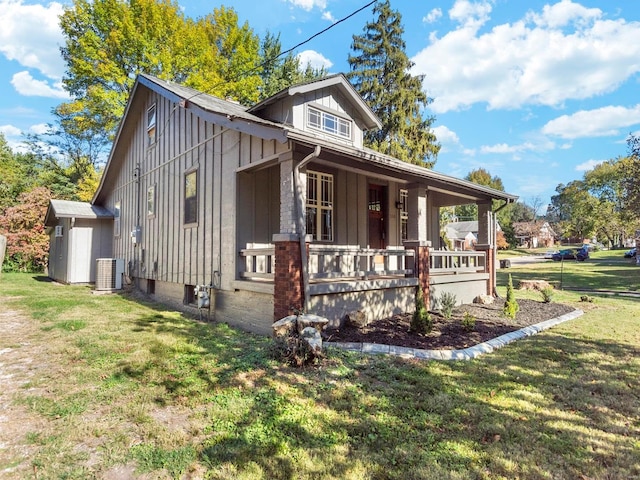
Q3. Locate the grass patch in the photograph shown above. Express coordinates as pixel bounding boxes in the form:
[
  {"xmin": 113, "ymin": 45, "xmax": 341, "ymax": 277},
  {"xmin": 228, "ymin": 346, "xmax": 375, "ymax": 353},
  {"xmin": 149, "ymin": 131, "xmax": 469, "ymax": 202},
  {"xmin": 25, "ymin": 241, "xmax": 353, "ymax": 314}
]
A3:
[{"xmin": 1, "ymin": 260, "xmax": 640, "ymax": 479}]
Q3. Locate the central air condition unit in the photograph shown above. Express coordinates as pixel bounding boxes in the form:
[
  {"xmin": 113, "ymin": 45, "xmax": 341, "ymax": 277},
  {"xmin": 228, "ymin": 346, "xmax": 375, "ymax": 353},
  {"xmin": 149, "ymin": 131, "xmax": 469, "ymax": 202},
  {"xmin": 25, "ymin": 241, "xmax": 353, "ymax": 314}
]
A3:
[{"xmin": 95, "ymin": 258, "xmax": 125, "ymax": 291}]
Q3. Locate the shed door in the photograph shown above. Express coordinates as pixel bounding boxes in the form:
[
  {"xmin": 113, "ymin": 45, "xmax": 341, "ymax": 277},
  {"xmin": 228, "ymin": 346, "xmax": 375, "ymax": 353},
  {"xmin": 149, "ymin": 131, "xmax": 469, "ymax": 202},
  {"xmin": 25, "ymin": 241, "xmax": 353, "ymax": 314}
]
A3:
[{"xmin": 368, "ymin": 184, "xmax": 386, "ymax": 249}]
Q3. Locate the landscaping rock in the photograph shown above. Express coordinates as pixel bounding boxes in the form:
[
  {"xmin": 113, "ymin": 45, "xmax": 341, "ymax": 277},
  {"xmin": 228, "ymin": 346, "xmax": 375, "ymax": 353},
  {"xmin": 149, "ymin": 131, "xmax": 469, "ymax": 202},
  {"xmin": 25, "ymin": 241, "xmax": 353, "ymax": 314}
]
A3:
[
  {"xmin": 297, "ymin": 314, "xmax": 329, "ymax": 333},
  {"xmin": 345, "ymin": 310, "xmax": 369, "ymax": 329},
  {"xmin": 473, "ymin": 294, "xmax": 494, "ymax": 305},
  {"xmin": 300, "ymin": 327, "xmax": 322, "ymax": 353},
  {"xmin": 272, "ymin": 315, "xmax": 298, "ymax": 338}
]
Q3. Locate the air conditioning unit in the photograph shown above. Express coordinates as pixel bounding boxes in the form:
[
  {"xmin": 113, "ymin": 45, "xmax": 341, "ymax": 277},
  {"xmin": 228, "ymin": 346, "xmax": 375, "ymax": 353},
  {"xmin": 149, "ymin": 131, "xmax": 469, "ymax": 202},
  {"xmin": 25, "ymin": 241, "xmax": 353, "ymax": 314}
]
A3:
[
  {"xmin": 95, "ymin": 258, "xmax": 125, "ymax": 291},
  {"xmin": 55, "ymin": 225, "xmax": 63, "ymax": 237}
]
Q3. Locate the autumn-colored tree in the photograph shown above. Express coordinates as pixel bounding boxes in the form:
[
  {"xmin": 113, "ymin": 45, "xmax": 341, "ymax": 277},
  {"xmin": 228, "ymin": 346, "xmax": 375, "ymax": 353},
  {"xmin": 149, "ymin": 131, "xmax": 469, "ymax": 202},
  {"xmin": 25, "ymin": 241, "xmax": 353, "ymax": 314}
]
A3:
[
  {"xmin": 0, "ymin": 187, "xmax": 51, "ymax": 272},
  {"xmin": 58, "ymin": 0, "xmax": 263, "ymax": 148}
]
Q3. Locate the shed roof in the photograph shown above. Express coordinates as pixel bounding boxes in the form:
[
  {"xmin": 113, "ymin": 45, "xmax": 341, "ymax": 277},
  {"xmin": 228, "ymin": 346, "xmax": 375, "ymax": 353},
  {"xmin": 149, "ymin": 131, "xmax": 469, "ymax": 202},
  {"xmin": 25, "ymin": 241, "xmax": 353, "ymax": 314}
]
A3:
[{"xmin": 44, "ymin": 200, "xmax": 113, "ymax": 227}]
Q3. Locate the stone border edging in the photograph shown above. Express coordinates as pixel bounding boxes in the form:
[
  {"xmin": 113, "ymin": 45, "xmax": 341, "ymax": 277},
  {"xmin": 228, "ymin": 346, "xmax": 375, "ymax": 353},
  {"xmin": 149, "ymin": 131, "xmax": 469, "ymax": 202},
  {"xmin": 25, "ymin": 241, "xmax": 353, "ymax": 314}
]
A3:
[{"xmin": 325, "ymin": 309, "xmax": 584, "ymax": 361}]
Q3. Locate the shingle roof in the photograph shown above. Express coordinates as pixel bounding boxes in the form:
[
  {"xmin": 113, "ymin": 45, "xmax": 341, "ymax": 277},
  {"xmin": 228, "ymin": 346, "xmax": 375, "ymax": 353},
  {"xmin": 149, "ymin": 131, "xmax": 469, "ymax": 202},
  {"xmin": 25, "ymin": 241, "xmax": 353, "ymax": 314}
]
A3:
[{"xmin": 44, "ymin": 200, "xmax": 113, "ymax": 226}]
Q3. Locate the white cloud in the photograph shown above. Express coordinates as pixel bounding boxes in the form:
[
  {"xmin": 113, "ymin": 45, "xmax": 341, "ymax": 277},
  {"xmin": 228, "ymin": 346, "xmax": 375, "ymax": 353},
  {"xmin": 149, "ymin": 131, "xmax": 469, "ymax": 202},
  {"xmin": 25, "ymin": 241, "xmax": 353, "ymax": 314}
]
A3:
[
  {"xmin": 286, "ymin": 0, "xmax": 326, "ymax": 11},
  {"xmin": 0, "ymin": 124, "xmax": 22, "ymax": 137},
  {"xmin": 29, "ymin": 123, "xmax": 51, "ymax": 135},
  {"xmin": 479, "ymin": 138, "xmax": 554, "ymax": 154},
  {"xmin": 575, "ymin": 159, "xmax": 604, "ymax": 171},
  {"xmin": 0, "ymin": 0, "xmax": 66, "ymax": 79},
  {"xmin": 10, "ymin": 71, "xmax": 69, "ymax": 99},
  {"xmin": 297, "ymin": 50, "xmax": 333, "ymax": 70},
  {"xmin": 449, "ymin": 0, "xmax": 492, "ymax": 29},
  {"xmin": 423, "ymin": 8, "xmax": 442, "ymax": 24},
  {"xmin": 322, "ymin": 10, "xmax": 335, "ymax": 23},
  {"xmin": 432, "ymin": 125, "xmax": 459, "ymax": 153},
  {"xmin": 411, "ymin": 1, "xmax": 640, "ymax": 113},
  {"xmin": 542, "ymin": 104, "xmax": 640, "ymax": 139}
]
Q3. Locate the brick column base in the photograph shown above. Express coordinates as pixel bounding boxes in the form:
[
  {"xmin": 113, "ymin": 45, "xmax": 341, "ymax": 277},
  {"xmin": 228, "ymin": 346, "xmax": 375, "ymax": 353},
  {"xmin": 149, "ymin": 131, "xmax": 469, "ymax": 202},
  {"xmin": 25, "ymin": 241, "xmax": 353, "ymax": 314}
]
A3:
[
  {"xmin": 273, "ymin": 236, "xmax": 305, "ymax": 321},
  {"xmin": 475, "ymin": 244, "xmax": 494, "ymax": 296},
  {"xmin": 404, "ymin": 241, "xmax": 431, "ymax": 311}
]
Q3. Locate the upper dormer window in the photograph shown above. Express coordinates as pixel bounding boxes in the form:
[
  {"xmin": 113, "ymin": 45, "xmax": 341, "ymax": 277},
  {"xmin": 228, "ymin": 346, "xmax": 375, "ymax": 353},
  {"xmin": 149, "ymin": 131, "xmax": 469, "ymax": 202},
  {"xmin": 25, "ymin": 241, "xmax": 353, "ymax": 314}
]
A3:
[{"xmin": 307, "ymin": 106, "xmax": 351, "ymax": 140}]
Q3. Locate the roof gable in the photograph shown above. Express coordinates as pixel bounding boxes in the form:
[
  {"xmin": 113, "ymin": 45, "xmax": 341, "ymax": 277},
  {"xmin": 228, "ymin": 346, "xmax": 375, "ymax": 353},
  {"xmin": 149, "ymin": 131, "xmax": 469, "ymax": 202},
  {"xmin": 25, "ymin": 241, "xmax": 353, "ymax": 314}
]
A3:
[{"xmin": 248, "ymin": 74, "xmax": 382, "ymax": 131}]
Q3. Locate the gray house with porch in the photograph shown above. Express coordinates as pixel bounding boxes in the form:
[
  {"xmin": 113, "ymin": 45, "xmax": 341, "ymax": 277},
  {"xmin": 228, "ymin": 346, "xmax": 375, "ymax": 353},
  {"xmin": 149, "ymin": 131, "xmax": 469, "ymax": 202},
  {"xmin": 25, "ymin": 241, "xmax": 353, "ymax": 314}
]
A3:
[{"xmin": 46, "ymin": 73, "xmax": 516, "ymax": 335}]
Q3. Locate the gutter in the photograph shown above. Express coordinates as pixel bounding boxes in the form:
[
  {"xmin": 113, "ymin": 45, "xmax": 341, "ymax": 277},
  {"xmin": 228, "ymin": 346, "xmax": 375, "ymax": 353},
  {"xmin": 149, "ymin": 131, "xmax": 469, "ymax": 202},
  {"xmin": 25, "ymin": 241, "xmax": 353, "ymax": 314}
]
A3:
[{"xmin": 293, "ymin": 145, "xmax": 321, "ymax": 314}]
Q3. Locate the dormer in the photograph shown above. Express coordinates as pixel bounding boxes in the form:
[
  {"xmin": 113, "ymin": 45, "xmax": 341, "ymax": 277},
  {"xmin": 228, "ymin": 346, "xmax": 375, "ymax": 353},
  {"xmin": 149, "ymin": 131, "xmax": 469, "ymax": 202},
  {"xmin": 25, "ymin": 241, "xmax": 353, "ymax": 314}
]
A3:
[{"xmin": 248, "ymin": 74, "xmax": 381, "ymax": 149}]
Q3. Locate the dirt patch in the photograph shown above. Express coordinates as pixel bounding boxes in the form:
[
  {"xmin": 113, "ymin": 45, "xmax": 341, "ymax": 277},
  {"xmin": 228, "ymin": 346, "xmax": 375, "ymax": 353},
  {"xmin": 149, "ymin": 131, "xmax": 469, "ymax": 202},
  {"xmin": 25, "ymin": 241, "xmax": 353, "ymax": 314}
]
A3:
[
  {"xmin": 323, "ymin": 299, "xmax": 576, "ymax": 350},
  {"xmin": 0, "ymin": 307, "xmax": 50, "ymax": 478}
]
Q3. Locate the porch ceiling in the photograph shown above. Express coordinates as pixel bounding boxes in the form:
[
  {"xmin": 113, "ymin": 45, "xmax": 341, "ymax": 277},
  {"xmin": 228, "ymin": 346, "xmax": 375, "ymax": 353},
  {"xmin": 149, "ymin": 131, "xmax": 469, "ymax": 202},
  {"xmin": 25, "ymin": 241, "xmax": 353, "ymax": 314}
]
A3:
[{"xmin": 288, "ymin": 133, "xmax": 518, "ymax": 206}]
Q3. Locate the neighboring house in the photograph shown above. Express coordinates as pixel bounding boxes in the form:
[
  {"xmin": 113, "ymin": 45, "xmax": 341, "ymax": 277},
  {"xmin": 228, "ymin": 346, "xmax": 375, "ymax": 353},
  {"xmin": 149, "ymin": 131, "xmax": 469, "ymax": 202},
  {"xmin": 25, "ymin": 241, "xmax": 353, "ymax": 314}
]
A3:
[
  {"xmin": 44, "ymin": 200, "xmax": 113, "ymax": 283},
  {"xmin": 45, "ymin": 73, "xmax": 517, "ymax": 334},
  {"xmin": 443, "ymin": 220, "xmax": 504, "ymax": 251},
  {"xmin": 513, "ymin": 221, "xmax": 556, "ymax": 248}
]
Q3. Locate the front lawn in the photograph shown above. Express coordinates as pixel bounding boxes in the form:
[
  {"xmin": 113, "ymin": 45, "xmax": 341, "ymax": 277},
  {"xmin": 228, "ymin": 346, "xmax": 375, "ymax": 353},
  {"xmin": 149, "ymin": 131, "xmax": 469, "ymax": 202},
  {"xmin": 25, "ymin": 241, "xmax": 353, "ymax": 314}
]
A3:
[{"xmin": 0, "ymin": 264, "xmax": 639, "ymax": 479}]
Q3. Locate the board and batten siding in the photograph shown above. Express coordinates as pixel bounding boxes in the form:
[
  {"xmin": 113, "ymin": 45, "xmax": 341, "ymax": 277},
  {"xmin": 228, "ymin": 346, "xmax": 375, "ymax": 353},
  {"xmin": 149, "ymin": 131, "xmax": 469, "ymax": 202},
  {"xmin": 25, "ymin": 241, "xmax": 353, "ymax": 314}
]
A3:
[{"xmin": 103, "ymin": 87, "xmax": 288, "ymax": 296}]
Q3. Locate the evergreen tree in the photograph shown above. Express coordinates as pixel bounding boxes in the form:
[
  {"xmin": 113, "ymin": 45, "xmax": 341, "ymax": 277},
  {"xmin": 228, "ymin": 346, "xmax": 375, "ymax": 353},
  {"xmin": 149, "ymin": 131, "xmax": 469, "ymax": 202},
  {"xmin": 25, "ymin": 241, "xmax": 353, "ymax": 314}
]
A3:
[
  {"xmin": 347, "ymin": 0, "xmax": 439, "ymax": 167},
  {"xmin": 258, "ymin": 31, "xmax": 326, "ymax": 100}
]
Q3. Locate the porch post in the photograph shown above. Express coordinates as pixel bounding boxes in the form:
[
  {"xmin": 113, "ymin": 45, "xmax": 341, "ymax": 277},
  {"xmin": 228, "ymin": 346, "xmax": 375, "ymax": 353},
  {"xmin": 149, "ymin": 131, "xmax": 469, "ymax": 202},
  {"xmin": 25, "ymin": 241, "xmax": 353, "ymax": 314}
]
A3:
[
  {"xmin": 273, "ymin": 154, "xmax": 306, "ymax": 320},
  {"xmin": 404, "ymin": 185, "xmax": 431, "ymax": 309},
  {"xmin": 273, "ymin": 233, "xmax": 306, "ymax": 320},
  {"xmin": 476, "ymin": 201, "xmax": 496, "ymax": 296}
]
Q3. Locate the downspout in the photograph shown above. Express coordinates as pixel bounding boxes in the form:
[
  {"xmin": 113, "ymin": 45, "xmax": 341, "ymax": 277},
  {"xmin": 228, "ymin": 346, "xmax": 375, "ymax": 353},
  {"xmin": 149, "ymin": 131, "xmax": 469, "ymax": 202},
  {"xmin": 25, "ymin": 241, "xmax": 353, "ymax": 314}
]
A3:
[{"xmin": 293, "ymin": 145, "xmax": 321, "ymax": 314}]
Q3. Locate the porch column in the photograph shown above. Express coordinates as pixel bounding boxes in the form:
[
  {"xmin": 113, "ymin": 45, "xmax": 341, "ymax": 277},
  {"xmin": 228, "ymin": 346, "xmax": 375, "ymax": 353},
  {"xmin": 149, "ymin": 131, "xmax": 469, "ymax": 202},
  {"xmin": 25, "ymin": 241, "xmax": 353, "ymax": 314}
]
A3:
[
  {"xmin": 406, "ymin": 185, "xmax": 427, "ymax": 242},
  {"xmin": 476, "ymin": 201, "xmax": 496, "ymax": 296},
  {"xmin": 404, "ymin": 240, "xmax": 431, "ymax": 310},
  {"xmin": 273, "ymin": 233, "xmax": 306, "ymax": 320},
  {"xmin": 273, "ymin": 154, "xmax": 308, "ymax": 320},
  {"xmin": 279, "ymin": 153, "xmax": 298, "ymax": 235}
]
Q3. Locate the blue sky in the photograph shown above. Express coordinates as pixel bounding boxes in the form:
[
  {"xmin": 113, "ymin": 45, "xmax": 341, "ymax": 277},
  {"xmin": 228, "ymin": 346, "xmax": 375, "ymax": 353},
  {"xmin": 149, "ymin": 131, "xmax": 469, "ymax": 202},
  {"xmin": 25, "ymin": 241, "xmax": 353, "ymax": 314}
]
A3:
[{"xmin": 1, "ymin": 0, "xmax": 639, "ymax": 211}]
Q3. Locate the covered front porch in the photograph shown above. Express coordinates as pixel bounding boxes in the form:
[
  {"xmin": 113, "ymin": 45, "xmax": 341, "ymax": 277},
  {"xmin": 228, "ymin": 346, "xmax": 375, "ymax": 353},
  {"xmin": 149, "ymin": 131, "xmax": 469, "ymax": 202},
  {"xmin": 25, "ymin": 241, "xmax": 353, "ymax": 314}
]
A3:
[{"xmin": 234, "ymin": 141, "xmax": 516, "ymax": 325}]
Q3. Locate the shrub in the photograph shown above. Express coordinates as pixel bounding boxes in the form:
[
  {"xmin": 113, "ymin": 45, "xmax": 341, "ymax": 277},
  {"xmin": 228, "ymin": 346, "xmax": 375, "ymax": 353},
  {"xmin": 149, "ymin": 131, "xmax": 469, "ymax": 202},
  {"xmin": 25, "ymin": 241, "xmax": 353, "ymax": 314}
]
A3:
[
  {"xmin": 540, "ymin": 286, "xmax": 554, "ymax": 303},
  {"xmin": 503, "ymin": 274, "xmax": 519, "ymax": 319},
  {"xmin": 410, "ymin": 287, "xmax": 432, "ymax": 334},
  {"xmin": 461, "ymin": 311, "xmax": 476, "ymax": 331},
  {"xmin": 439, "ymin": 291, "xmax": 457, "ymax": 319}
]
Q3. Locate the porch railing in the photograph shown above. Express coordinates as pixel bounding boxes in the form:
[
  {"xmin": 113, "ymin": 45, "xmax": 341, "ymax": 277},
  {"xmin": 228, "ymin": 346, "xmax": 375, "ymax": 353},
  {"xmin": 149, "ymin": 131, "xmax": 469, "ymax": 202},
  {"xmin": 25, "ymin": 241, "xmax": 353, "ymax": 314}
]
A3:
[
  {"xmin": 239, "ymin": 243, "xmax": 275, "ymax": 281},
  {"xmin": 239, "ymin": 244, "xmax": 487, "ymax": 283},
  {"xmin": 308, "ymin": 245, "xmax": 414, "ymax": 281},
  {"xmin": 429, "ymin": 250, "xmax": 486, "ymax": 274}
]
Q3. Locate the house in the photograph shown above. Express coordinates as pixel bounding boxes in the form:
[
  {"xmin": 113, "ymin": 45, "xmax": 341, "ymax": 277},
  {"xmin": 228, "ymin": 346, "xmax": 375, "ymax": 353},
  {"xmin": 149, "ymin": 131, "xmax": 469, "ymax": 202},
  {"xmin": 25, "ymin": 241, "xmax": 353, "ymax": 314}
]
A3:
[
  {"xmin": 513, "ymin": 221, "xmax": 556, "ymax": 248},
  {"xmin": 44, "ymin": 200, "xmax": 113, "ymax": 284},
  {"xmin": 45, "ymin": 73, "xmax": 517, "ymax": 335},
  {"xmin": 443, "ymin": 220, "xmax": 504, "ymax": 251}
]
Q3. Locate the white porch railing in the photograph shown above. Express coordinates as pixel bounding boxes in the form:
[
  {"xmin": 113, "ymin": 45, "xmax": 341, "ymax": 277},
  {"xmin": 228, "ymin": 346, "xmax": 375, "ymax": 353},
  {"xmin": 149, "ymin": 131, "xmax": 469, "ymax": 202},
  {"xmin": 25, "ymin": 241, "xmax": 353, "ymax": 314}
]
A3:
[
  {"xmin": 308, "ymin": 245, "xmax": 414, "ymax": 281},
  {"xmin": 239, "ymin": 243, "xmax": 275, "ymax": 281},
  {"xmin": 238, "ymin": 244, "xmax": 487, "ymax": 283},
  {"xmin": 429, "ymin": 250, "xmax": 486, "ymax": 274}
]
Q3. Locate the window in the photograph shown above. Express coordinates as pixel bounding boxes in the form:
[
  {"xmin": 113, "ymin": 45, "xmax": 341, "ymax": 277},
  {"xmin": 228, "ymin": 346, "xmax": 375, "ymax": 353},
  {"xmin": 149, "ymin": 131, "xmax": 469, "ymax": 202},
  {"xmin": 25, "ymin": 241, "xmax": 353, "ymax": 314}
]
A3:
[
  {"xmin": 399, "ymin": 189, "xmax": 409, "ymax": 241},
  {"xmin": 184, "ymin": 170, "xmax": 197, "ymax": 224},
  {"xmin": 306, "ymin": 171, "xmax": 333, "ymax": 242},
  {"xmin": 147, "ymin": 104, "xmax": 157, "ymax": 144},
  {"xmin": 114, "ymin": 201, "xmax": 121, "ymax": 237},
  {"xmin": 307, "ymin": 106, "xmax": 351, "ymax": 139},
  {"xmin": 147, "ymin": 185, "xmax": 155, "ymax": 216}
]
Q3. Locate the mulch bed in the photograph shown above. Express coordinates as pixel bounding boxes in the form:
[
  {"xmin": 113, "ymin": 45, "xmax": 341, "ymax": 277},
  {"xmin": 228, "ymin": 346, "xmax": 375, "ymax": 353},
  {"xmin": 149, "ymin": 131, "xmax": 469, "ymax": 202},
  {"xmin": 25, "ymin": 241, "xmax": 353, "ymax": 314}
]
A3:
[{"xmin": 323, "ymin": 299, "xmax": 576, "ymax": 350}]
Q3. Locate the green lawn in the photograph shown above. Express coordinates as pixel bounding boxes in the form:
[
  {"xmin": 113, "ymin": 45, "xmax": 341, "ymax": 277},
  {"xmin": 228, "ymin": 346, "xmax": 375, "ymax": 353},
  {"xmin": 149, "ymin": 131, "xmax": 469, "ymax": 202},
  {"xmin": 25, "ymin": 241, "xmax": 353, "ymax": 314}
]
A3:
[{"xmin": 1, "ymin": 252, "xmax": 639, "ymax": 479}]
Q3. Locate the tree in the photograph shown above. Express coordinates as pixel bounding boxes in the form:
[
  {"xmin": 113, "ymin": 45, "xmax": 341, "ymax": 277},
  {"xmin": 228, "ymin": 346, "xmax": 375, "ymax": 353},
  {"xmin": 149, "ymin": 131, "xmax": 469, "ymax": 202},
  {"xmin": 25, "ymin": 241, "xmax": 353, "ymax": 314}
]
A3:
[
  {"xmin": 0, "ymin": 134, "xmax": 48, "ymax": 214},
  {"xmin": 622, "ymin": 134, "xmax": 640, "ymax": 219},
  {"xmin": 0, "ymin": 187, "xmax": 51, "ymax": 272},
  {"xmin": 348, "ymin": 0, "xmax": 439, "ymax": 167},
  {"xmin": 58, "ymin": 0, "xmax": 263, "ymax": 144},
  {"xmin": 258, "ymin": 31, "xmax": 326, "ymax": 100}
]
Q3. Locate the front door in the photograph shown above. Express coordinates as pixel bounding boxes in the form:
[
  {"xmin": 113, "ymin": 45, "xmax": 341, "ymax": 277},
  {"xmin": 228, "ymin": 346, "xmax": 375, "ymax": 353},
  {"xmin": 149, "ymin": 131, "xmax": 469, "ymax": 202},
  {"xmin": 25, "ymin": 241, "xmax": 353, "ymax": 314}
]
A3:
[{"xmin": 368, "ymin": 184, "xmax": 386, "ymax": 249}]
